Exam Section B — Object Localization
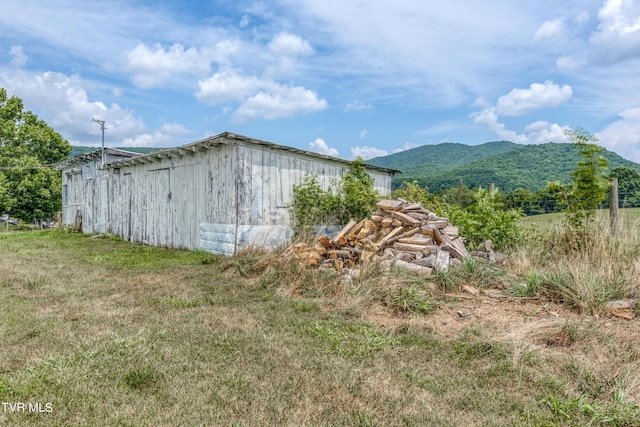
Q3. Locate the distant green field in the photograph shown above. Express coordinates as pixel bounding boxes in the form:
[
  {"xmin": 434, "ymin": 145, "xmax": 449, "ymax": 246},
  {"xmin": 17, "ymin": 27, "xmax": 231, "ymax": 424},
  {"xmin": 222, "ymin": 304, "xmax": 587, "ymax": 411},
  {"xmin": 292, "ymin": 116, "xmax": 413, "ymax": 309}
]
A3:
[{"xmin": 521, "ymin": 207, "xmax": 640, "ymax": 229}]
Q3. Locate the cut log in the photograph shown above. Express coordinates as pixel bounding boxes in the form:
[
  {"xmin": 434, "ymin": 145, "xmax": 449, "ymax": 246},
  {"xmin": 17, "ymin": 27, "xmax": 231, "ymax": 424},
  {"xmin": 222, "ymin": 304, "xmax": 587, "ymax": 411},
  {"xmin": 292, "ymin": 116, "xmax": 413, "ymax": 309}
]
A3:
[
  {"xmin": 401, "ymin": 203, "xmax": 422, "ymax": 212},
  {"xmin": 392, "ymin": 259, "xmax": 433, "ymax": 277},
  {"xmin": 421, "ymin": 224, "xmax": 435, "ymax": 236},
  {"xmin": 392, "ymin": 242, "xmax": 430, "ymax": 252},
  {"xmin": 396, "ymin": 252, "xmax": 415, "ymax": 262},
  {"xmin": 398, "ymin": 234, "xmax": 432, "ymax": 245},
  {"xmin": 462, "ymin": 285, "xmax": 479, "ymax": 296},
  {"xmin": 288, "ymin": 198, "xmax": 469, "ymax": 275},
  {"xmin": 314, "ymin": 244, "xmax": 327, "ymax": 256},
  {"xmin": 412, "ymin": 254, "xmax": 436, "ymax": 268},
  {"xmin": 429, "ymin": 220, "xmax": 449, "ymax": 229},
  {"xmin": 434, "ymin": 228, "xmax": 469, "ymax": 258},
  {"xmin": 317, "ymin": 236, "xmax": 333, "ymax": 247},
  {"xmin": 390, "ymin": 211, "xmax": 422, "ymax": 227},
  {"xmin": 295, "ymin": 248, "xmax": 321, "ymax": 266},
  {"xmin": 443, "ymin": 225, "xmax": 459, "ymax": 237},
  {"xmin": 376, "ymin": 199, "xmax": 405, "ymax": 211},
  {"xmin": 356, "ymin": 220, "xmax": 376, "ymax": 239},
  {"xmin": 386, "ymin": 227, "xmax": 420, "ymax": 245},
  {"xmin": 345, "ymin": 219, "xmax": 367, "ymax": 241},
  {"xmin": 328, "ymin": 249, "xmax": 352, "ymax": 259},
  {"xmin": 405, "ymin": 212, "xmax": 429, "ymax": 221},
  {"xmin": 434, "ymin": 249, "xmax": 450, "ymax": 272},
  {"xmin": 333, "ymin": 219, "xmax": 357, "ymax": 245},
  {"xmin": 375, "ymin": 226, "xmax": 404, "ymax": 248}
]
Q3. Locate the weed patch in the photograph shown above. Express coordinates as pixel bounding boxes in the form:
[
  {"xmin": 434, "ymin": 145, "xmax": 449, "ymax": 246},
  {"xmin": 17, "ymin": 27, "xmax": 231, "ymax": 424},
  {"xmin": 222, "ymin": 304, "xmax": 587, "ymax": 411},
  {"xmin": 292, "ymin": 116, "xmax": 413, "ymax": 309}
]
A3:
[
  {"xmin": 308, "ymin": 321, "xmax": 396, "ymax": 358},
  {"xmin": 124, "ymin": 366, "xmax": 161, "ymax": 391}
]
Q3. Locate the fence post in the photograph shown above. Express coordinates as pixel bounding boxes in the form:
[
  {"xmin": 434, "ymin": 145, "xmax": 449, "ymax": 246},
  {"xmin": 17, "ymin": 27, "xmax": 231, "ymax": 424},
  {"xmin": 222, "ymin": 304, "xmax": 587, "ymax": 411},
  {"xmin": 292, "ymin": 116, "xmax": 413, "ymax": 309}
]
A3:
[
  {"xmin": 487, "ymin": 183, "xmax": 494, "ymax": 195},
  {"xmin": 610, "ymin": 177, "xmax": 618, "ymax": 233}
]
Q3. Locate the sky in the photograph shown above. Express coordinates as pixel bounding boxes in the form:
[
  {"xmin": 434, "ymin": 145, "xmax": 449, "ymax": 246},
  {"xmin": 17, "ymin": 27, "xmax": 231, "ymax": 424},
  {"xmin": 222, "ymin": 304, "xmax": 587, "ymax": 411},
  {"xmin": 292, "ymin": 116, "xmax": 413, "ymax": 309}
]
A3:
[{"xmin": 1, "ymin": 0, "xmax": 640, "ymax": 162}]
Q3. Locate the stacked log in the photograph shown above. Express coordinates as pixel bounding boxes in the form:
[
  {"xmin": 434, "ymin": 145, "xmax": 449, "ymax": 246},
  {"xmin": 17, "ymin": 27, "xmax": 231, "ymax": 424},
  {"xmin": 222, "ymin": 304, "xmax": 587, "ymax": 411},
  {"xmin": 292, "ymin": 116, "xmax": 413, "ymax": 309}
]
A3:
[{"xmin": 288, "ymin": 199, "xmax": 469, "ymax": 276}]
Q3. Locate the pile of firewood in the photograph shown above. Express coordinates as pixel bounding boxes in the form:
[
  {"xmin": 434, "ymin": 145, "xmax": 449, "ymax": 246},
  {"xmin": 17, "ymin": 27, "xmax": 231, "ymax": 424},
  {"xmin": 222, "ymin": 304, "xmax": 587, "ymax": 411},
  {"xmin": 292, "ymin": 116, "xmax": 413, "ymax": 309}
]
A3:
[{"xmin": 287, "ymin": 199, "xmax": 469, "ymax": 277}]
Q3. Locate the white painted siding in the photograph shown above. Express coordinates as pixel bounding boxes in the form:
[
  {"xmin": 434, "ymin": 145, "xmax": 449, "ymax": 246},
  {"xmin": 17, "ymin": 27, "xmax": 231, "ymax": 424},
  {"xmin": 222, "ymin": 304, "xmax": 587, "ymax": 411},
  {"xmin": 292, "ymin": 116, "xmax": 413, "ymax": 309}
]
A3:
[{"xmin": 61, "ymin": 133, "xmax": 397, "ymax": 254}]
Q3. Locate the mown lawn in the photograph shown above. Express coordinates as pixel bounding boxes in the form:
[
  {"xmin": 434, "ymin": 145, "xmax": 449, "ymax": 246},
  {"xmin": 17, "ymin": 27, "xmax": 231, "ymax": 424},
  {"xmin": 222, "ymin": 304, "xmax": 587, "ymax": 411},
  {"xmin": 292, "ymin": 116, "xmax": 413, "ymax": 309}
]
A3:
[{"xmin": 0, "ymin": 230, "xmax": 638, "ymax": 426}]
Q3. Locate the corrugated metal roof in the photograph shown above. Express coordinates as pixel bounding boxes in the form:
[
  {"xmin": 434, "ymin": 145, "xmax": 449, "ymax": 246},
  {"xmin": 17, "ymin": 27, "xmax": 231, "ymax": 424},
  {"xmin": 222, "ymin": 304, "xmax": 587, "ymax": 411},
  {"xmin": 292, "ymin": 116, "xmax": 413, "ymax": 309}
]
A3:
[
  {"xmin": 62, "ymin": 132, "xmax": 401, "ymax": 174},
  {"xmin": 56, "ymin": 148, "xmax": 141, "ymax": 169}
]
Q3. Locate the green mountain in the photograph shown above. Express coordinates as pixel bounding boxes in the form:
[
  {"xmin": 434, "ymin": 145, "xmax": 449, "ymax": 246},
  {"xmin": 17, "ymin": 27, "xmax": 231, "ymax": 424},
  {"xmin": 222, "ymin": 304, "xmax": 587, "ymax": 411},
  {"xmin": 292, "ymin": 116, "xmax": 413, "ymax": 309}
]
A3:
[
  {"xmin": 371, "ymin": 140, "xmax": 519, "ymax": 178},
  {"xmin": 367, "ymin": 142, "xmax": 640, "ymax": 193},
  {"xmin": 69, "ymin": 146, "xmax": 161, "ymax": 158}
]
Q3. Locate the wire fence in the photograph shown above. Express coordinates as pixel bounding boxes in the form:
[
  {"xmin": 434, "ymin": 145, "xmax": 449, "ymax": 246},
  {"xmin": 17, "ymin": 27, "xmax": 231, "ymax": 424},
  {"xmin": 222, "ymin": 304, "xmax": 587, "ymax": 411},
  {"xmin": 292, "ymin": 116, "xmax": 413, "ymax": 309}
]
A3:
[{"xmin": 505, "ymin": 192, "xmax": 640, "ymax": 216}]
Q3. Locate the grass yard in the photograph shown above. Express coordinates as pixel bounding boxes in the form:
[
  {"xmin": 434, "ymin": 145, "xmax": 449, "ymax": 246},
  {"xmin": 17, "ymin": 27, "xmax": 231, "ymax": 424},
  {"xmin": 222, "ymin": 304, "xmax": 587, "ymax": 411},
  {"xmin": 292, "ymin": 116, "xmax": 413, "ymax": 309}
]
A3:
[
  {"xmin": 1, "ymin": 230, "xmax": 639, "ymax": 426},
  {"xmin": 521, "ymin": 207, "xmax": 640, "ymax": 230}
]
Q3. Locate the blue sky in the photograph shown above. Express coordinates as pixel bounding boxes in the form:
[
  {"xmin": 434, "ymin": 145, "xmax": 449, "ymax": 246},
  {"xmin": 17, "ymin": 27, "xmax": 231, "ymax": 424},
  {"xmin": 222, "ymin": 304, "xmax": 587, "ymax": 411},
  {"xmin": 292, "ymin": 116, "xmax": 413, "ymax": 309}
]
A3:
[{"xmin": 1, "ymin": 0, "xmax": 640, "ymax": 162}]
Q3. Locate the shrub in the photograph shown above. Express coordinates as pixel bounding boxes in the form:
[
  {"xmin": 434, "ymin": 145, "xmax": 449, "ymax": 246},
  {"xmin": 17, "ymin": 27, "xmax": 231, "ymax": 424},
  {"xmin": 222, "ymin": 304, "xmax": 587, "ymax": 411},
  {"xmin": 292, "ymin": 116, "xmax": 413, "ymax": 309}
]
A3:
[
  {"xmin": 444, "ymin": 187, "xmax": 524, "ymax": 250},
  {"xmin": 291, "ymin": 158, "xmax": 379, "ymax": 235}
]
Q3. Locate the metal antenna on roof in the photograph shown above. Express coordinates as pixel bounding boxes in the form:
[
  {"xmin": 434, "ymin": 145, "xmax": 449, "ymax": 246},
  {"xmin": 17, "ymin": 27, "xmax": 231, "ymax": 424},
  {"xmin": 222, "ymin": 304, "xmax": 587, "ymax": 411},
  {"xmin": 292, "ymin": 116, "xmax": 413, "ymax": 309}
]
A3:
[{"xmin": 91, "ymin": 119, "xmax": 106, "ymax": 165}]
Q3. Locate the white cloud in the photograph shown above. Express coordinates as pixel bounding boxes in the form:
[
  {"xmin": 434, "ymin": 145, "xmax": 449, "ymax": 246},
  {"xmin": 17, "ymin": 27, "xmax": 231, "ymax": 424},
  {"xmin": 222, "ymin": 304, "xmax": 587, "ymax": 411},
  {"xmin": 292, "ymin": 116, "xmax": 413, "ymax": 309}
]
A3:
[
  {"xmin": 0, "ymin": 69, "xmax": 146, "ymax": 144},
  {"xmin": 495, "ymin": 81, "xmax": 572, "ymax": 116},
  {"xmin": 309, "ymin": 138, "xmax": 339, "ymax": 157},
  {"xmin": 533, "ymin": 18, "xmax": 566, "ymax": 42},
  {"xmin": 589, "ymin": 0, "xmax": 640, "ymax": 63},
  {"xmin": 197, "ymin": 68, "xmax": 327, "ymax": 122},
  {"xmin": 232, "ymin": 85, "xmax": 328, "ymax": 122},
  {"xmin": 393, "ymin": 142, "xmax": 420, "ymax": 153},
  {"xmin": 523, "ymin": 121, "xmax": 570, "ymax": 144},
  {"xmin": 264, "ymin": 32, "xmax": 314, "ymax": 78},
  {"xmin": 359, "ymin": 129, "xmax": 367, "ymax": 139},
  {"xmin": 471, "ymin": 107, "xmax": 527, "ymax": 144},
  {"xmin": 9, "ymin": 46, "xmax": 28, "ymax": 67},
  {"xmin": 120, "ymin": 123, "xmax": 190, "ymax": 147},
  {"xmin": 268, "ymin": 32, "xmax": 314, "ymax": 57},
  {"xmin": 471, "ymin": 104, "xmax": 569, "ymax": 144},
  {"xmin": 196, "ymin": 68, "xmax": 263, "ymax": 104},
  {"xmin": 125, "ymin": 42, "xmax": 238, "ymax": 89},
  {"xmin": 158, "ymin": 123, "xmax": 191, "ymax": 136},
  {"xmin": 345, "ymin": 99, "xmax": 374, "ymax": 112},
  {"xmin": 0, "ymin": 68, "xmax": 195, "ymax": 148},
  {"xmin": 350, "ymin": 146, "xmax": 388, "ymax": 160},
  {"xmin": 240, "ymin": 14, "xmax": 251, "ymax": 28},
  {"xmin": 556, "ymin": 55, "xmax": 585, "ymax": 71},
  {"xmin": 596, "ymin": 107, "xmax": 640, "ymax": 162}
]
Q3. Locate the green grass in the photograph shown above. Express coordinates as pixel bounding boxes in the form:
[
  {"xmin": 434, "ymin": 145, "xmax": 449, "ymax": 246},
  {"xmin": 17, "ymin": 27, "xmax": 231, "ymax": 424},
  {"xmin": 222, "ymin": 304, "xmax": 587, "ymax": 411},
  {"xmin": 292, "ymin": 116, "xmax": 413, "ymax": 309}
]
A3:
[
  {"xmin": 521, "ymin": 207, "xmax": 640, "ymax": 230},
  {"xmin": 0, "ymin": 230, "xmax": 639, "ymax": 426}
]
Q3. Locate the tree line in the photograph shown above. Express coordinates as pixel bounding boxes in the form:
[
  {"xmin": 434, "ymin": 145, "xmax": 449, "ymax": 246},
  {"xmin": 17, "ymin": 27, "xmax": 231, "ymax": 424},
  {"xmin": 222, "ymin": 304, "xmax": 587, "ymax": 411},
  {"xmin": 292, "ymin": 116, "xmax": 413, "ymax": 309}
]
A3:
[
  {"xmin": 0, "ymin": 88, "xmax": 71, "ymax": 223},
  {"xmin": 432, "ymin": 163, "xmax": 640, "ymax": 216}
]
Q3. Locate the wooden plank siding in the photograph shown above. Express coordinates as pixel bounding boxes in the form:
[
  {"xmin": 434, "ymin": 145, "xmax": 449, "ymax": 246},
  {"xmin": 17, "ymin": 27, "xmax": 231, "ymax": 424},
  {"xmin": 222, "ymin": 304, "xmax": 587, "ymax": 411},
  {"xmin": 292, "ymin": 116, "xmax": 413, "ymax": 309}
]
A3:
[{"xmin": 60, "ymin": 132, "xmax": 397, "ymax": 254}]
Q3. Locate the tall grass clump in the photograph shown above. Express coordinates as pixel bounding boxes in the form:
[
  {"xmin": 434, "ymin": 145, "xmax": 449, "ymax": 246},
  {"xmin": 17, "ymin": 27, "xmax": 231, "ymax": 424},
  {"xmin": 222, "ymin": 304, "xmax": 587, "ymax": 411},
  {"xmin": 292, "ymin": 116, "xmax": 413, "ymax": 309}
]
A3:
[{"xmin": 512, "ymin": 218, "xmax": 640, "ymax": 313}]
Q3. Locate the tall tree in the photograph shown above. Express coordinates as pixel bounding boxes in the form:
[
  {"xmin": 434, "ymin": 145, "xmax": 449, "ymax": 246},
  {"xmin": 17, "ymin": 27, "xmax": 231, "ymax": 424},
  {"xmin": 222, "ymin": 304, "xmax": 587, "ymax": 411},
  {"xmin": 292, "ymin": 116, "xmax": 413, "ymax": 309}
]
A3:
[
  {"xmin": 0, "ymin": 88, "xmax": 71, "ymax": 221},
  {"xmin": 562, "ymin": 128, "xmax": 609, "ymax": 231}
]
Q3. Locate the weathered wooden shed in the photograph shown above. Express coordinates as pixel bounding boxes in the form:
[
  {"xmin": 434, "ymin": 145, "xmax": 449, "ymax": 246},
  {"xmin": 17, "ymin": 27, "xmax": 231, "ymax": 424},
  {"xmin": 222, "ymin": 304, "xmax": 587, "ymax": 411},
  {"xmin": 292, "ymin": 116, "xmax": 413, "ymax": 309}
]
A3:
[{"xmin": 60, "ymin": 132, "xmax": 398, "ymax": 254}]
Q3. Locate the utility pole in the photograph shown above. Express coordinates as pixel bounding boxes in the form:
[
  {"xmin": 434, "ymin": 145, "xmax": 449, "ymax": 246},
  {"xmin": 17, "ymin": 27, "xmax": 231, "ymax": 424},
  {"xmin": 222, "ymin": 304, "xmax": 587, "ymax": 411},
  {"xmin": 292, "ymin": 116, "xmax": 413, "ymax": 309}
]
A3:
[
  {"xmin": 91, "ymin": 119, "xmax": 106, "ymax": 165},
  {"xmin": 610, "ymin": 177, "xmax": 619, "ymax": 234}
]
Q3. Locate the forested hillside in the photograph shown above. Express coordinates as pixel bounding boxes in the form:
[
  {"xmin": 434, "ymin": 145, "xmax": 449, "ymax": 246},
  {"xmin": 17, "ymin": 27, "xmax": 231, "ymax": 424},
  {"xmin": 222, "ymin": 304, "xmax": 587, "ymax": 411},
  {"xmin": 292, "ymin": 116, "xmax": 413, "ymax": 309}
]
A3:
[
  {"xmin": 368, "ymin": 142, "xmax": 640, "ymax": 193},
  {"xmin": 368, "ymin": 141, "xmax": 518, "ymax": 178}
]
